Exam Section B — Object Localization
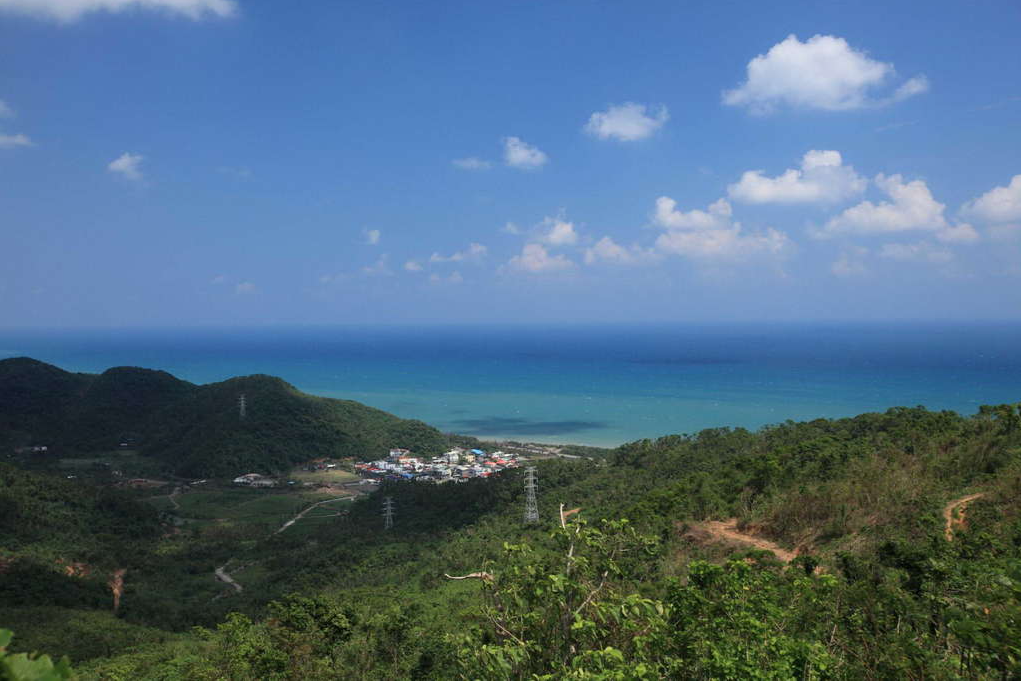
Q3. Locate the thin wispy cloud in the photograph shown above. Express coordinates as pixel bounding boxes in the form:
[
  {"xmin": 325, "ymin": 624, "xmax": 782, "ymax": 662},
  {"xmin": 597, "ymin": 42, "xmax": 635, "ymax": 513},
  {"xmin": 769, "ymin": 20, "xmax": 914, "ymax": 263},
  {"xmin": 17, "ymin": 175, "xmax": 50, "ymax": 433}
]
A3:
[
  {"xmin": 452, "ymin": 157, "xmax": 492, "ymax": 171},
  {"xmin": 0, "ymin": 0, "xmax": 237, "ymax": 22},
  {"xmin": 107, "ymin": 152, "xmax": 144, "ymax": 181}
]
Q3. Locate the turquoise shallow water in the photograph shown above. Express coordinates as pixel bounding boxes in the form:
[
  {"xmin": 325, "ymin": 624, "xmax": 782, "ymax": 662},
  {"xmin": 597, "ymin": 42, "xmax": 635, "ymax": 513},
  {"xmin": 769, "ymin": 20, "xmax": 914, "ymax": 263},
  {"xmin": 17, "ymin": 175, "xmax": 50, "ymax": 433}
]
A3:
[{"xmin": 2, "ymin": 323, "xmax": 1020, "ymax": 447}]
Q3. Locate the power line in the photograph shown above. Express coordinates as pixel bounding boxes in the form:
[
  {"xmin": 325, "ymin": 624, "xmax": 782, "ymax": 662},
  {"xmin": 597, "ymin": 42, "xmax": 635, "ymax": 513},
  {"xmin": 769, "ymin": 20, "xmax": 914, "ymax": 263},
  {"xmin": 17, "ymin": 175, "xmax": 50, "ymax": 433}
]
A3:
[{"xmin": 524, "ymin": 466, "xmax": 539, "ymax": 523}]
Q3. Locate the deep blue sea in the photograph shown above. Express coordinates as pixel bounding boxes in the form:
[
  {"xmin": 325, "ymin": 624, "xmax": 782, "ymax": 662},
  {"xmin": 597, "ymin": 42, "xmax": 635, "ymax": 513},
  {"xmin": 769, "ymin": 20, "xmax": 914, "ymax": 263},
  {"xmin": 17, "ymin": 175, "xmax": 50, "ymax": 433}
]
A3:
[{"xmin": 2, "ymin": 323, "xmax": 1020, "ymax": 447}]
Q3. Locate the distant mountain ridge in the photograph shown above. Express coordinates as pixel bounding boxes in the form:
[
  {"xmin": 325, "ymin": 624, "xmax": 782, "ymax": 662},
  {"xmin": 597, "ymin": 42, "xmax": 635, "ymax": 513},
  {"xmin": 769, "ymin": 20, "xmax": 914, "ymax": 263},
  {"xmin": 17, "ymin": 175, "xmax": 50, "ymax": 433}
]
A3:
[{"xmin": 0, "ymin": 357, "xmax": 446, "ymax": 476}]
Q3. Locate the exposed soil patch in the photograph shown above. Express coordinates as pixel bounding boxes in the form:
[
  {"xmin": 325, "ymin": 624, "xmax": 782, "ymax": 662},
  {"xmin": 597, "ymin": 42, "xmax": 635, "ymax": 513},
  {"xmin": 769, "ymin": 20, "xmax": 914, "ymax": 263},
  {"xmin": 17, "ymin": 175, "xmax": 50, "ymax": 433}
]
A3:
[
  {"xmin": 686, "ymin": 518, "xmax": 799, "ymax": 563},
  {"xmin": 944, "ymin": 493, "xmax": 984, "ymax": 542}
]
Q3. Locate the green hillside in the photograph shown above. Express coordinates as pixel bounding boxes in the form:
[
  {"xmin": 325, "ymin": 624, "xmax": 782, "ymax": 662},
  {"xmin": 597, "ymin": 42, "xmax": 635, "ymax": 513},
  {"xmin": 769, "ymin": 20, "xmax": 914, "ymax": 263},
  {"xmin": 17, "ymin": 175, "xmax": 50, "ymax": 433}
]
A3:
[
  {"xmin": 0, "ymin": 358, "xmax": 446, "ymax": 476},
  {"xmin": 3, "ymin": 372, "xmax": 1021, "ymax": 677}
]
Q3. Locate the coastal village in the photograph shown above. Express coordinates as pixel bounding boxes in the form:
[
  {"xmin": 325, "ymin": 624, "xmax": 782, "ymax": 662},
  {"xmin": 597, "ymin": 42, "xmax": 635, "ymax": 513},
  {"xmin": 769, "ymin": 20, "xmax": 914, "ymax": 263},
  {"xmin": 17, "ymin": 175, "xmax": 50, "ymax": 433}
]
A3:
[{"xmin": 232, "ymin": 445, "xmax": 531, "ymax": 489}]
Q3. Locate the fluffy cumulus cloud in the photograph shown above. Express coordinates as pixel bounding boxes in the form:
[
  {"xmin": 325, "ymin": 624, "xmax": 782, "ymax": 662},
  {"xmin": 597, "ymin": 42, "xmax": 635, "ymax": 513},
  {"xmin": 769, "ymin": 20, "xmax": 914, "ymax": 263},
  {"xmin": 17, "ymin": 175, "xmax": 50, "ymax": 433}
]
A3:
[
  {"xmin": 430, "ymin": 242, "xmax": 487, "ymax": 263},
  {"xmin": 583, "ymin": 102, "xmax": 668, "ymax": 141},
  {"xmin": 723, "ymin": 34, "xmax": 928, "ymax": 113},
  {"xmin": 503, "ymin": 136, "xmax": 548, "ymax": 170},
  {"xmin": 404, "ymin": 260, "xmax": 423, "ymax": 272},
  {"xmin": 728, "ymin": 150, "xmax": 867, "ymax": 204},
  {"xmin": 451, "ymin": 157, "xmax": 491, "ymax": 171},
  {"xmin": 653, "ymin": 197, "xmax": 732, "ymax": 231},
  {"xmin": 653, "ymin": 197, "xmax": 791, "ymax": 259},
  {"xmin": 107, "ymin": 152, "xmax": 143, "ymax": 181},
  {"xmin": 506, "ymin": 243, "xmax": 574, "ymax": 273},
  {"xmin": 539, "ymin": 218, "xmax": 578, "ymax": 247},
  {"xmin": 821, "ymin": 174, "xmax": 977, "ymax": 243},
  {"xmin": 234, "ymin": 281, "xmax": 256, "ymax": 294},
  {"xmin": 961, "ymin": 175, "xmax": 1021, "ymax": 225},
  {"xmin": 879, "ymin": 242, "xmax": 953, "ymax": 264},
  {"xmin": 363, "ymin": 229, "xmax": 381, "ymax": 245},
  {"xmin": 0, "ymin": 0, "xmax": 237, "ymax": 21}
]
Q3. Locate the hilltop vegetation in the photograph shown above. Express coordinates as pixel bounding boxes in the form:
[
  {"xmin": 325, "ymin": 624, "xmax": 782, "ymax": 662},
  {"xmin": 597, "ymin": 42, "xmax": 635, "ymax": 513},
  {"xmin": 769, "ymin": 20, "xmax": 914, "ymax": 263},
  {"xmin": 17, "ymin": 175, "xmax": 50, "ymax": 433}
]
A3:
[
  {"xmin": 0, "ymin": 357, "xmax": 446, "ymax": 476},
  {"xmin": 2, "ymin": 357, "xmax": 1021, "ymax": 677}
]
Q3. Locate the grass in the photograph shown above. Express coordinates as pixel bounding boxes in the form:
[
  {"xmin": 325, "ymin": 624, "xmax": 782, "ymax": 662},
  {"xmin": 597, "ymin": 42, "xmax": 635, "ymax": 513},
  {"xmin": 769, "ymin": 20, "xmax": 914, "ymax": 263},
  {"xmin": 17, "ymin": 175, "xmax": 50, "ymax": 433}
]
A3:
[
  {"xmin": 167, "ymin": 488, "xmax": 344, "ymax": 533},
  {"xmin": 288, "ymin": 467, "xmax": 359, "ymax": 484}
]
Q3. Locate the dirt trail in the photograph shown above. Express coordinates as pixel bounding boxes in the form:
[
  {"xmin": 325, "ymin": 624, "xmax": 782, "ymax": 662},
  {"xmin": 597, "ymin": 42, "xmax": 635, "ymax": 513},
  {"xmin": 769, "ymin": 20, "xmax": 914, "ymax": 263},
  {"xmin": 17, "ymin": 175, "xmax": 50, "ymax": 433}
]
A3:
[
  {"xmin": 694, "ymin": 519, "xmax": 799, "ymax": 562},
  {"xmin": 943, "ymin": 493, "xmax": 984, "ymax": 542},
  {"xmin": 214, "ymin": 563, "xmax": 243, "ymax": 593},
  {"xmin": 168, "ymin": 486, "xmax": 181, "ymax": 510},
  {"xmin": 212, "ymin": 496, "xmax": 350, "ymax": 595},
  {"xmin": 274, "ymin": 497, "xmax": 349, "ymax": 535}
]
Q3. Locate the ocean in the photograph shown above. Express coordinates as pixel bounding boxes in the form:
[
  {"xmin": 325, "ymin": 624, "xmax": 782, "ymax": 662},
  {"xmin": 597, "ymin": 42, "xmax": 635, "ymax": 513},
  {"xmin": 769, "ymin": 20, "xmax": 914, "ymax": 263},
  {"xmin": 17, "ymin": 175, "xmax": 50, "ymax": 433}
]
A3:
[{"xmin": 2, "ymin": 323, "xmax": 1019, "ymax": 448}]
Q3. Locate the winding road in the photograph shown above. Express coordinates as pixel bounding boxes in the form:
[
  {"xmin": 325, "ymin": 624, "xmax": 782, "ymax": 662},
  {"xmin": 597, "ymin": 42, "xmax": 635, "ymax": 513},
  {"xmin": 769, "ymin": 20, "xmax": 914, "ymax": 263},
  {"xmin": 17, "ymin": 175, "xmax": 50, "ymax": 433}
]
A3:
[{"xmin": 212, "ymin": 496, "xmax": 351, "ymax": 595}]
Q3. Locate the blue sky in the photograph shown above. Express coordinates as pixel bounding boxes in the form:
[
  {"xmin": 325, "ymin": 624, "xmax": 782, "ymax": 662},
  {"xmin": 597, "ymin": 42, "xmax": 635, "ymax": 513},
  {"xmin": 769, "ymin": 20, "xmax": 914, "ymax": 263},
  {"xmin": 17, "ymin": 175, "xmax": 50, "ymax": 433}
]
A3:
[{"xmin": 1, "ymin": 0, "xmax": 1019, "ymax": 327}]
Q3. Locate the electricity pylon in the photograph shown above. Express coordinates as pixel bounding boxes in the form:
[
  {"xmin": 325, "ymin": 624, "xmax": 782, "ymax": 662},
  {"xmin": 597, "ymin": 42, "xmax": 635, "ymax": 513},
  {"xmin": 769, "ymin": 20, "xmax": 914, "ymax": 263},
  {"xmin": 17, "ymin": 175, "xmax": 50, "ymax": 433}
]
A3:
[{"xmin": 524, "ymin": 467, "xmax": 539, "ymax": 523}]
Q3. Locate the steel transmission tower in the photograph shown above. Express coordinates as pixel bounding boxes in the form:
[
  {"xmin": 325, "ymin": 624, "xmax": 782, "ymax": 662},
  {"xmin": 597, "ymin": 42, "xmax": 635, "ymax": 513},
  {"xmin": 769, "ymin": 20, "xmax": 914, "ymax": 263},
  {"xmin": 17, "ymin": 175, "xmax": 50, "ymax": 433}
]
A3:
[
  {"xmin": 524, "ymin": 467, "xmax": 539, "ymax": 523},
  {"xmin": 238, "ymin": 394, "xmax": 247, "ymax": 420},
  {"xmin": 383, "ymin": 496, "xmax": 395, "ymax": 530}
]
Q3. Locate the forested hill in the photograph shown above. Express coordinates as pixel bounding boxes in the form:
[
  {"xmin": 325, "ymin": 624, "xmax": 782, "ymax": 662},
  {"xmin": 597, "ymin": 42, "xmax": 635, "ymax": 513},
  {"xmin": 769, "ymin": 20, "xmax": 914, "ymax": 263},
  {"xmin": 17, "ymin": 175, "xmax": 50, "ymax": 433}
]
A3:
[{"xmin": 0, "ymin": 357, "xmax": 445, "ymax": 476}]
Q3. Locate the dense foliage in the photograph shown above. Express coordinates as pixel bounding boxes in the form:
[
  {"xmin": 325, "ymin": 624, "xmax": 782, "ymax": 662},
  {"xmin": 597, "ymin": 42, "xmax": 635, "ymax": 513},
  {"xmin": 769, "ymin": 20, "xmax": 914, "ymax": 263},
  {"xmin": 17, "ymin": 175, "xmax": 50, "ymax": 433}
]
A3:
[{"xmin": 0, "ymin": 357, "xmax": 446, "ymax": 475}]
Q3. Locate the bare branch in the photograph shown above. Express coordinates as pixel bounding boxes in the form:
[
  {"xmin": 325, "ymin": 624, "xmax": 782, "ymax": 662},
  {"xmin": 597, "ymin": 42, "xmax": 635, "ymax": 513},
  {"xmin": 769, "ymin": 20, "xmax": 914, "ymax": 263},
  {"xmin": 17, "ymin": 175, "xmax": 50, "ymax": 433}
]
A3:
[
  {"xmin": 573, "ymin": 570, "xmax": 609, "ymax": 617},
  {"xmin": 444, "ymin": 571, "xmax": 493, "ymax": 582}
]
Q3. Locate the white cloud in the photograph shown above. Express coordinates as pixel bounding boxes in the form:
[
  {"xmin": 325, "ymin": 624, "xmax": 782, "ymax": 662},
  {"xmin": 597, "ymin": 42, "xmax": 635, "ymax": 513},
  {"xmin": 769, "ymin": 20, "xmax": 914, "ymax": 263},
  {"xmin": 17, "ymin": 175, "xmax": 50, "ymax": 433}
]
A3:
[
  {"xmin": 584, "ymin": 237, "xmax": 654, "ymax": 265},
  {"xmin": 502, "ymin": 222, "xmax": 522, "ymax": 235},
  {"xmin": 723, "ymin": 34, "xmax": 928, "ymax": 113},
  {"xmin": 362, "ymin": 255, "xmax": 392, "ymax": 277},
  {"xmin": 935, "ymin": 223, "xmax": 979, "ymax": 244},
  {"xmin": 210, "ymin": 274, "xmax": 227, "ymax": 285},
  {"xmin": 653, "ymin": 196, "xmax": 791, "ymax": 259},
  {"xmin": 363, "ymin": 229, "xmax": 381, "ymax": 245},
  {"xmin": 889, "ymin": 76, "xmax": 930, "ymax": 104},
  {"xmin": 539, "ymin": 218, "xmax": 578, "ymax": 247},
  {"xmin": 234, "ymin": 281, "xmax": 256, "ymax": 294},
  {"xmin": 653, "ymin": 196, "xmax": 732, "ymax": 231},
  {"xmin": 107, "ymin": 152, "xmax": 143, "ymax": 181},
  {"xmin": 822, "ymin": 174, "xmax": 947, "ymax": 236},
  {"xmin": 0, "ymin": 100, "xmax": 13, "ymax": 118},
  {"xmin": 0, "ymin": 0, "xmax": 237, "ymax": 22},
  {"xmin": 430, "ymin": 242, "xmax": 487, "ymax": 263},
  {"xmin": 429, "ymin": 271, "xmax": 464, "ymax": 284},
  {"xmin": 452, "ymin": 157, "xmax": 491, "ymax": 171},
  {"xmin": 961, "ymin": 175, "xmax": 1021, "ymax": 225},
  {"xmin": 831, "ymin": 248, "xmax": 869, "ymax": 277},
  {"xmin": 0, "ymin": 133, "xmax": 32, "ymax": 148},
  {"xmin": 879, "ymin": 242, "xmax": 953, "ymax": 264},
  {"xmin": 503, "ymin": 136, "xmax": 548, "ymax": 170},
  {"xmin": 728, "ymin": 149, "xmax": 866, "ymax": 204},
  {"xmin": 655, "ymin": 225, "xmax": 790, "ymax": 259},
  {"xmin": 506, "ymin": 243, "xmax": 574, "ymax": 273},
  {"xmin": 583, "ymin": 102, "xmax": 668, "ymax": 141},
  {"xmin": 404, "ymin": 260, "xmax": 423, "ymax": 272}
]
